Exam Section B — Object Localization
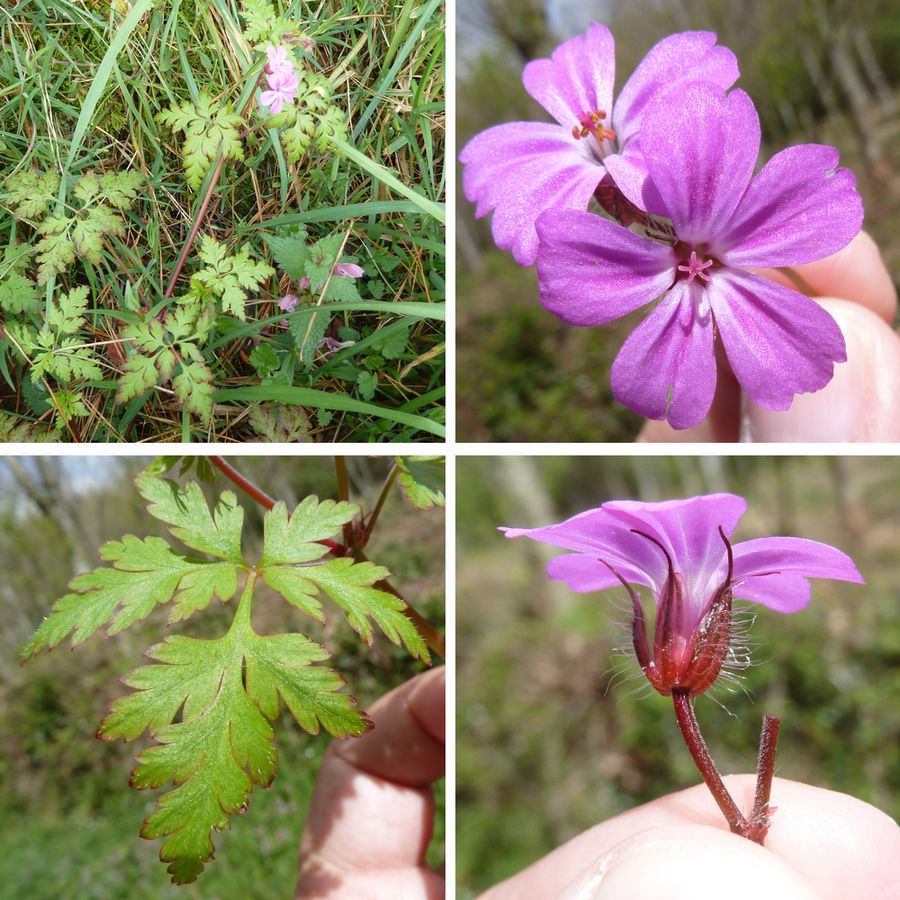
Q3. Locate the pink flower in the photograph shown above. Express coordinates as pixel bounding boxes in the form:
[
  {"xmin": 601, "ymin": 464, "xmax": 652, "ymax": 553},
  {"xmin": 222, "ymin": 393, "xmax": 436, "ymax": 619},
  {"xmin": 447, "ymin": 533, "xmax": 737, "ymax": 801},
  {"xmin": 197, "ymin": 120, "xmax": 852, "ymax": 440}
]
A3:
[
  {"xmin": 278, "ymin": 294, "xmax": 299, "ymax": 312},
  {"xmin": 332, "ymin": 263, "xmax": 364, "ymax": 278},
  {"xmin": 265, "ymin": 44, "xmax": 292, "ymax": 76},
  {"xmin": 260, "ymin": 67, "xmax": 299, "ymax": 115},
  {"xmin": 503, "ymin": 494, "xmax": 864, "ymax": 697}
]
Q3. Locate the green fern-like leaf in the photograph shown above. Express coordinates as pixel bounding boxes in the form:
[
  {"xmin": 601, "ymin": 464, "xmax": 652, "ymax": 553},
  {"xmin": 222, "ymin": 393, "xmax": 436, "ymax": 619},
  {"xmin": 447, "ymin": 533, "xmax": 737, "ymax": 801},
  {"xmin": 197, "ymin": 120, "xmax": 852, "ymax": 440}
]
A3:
[
  {"xmin": 3, "ymin": 168, "xmax": 60, "ymax": 219},
  {"xmin": 190, "ymin": 236, "xmax": 273, "ymax": 320},
  {"xmin": 21, "ymin": 473, "xmax": 430, "ymax": 883},
  {"xmin": 0, "ymin": 247, "xmax": 39, "ymax": 315},
  {"xmin": 158, "ymin": 92, "xmax": 244, "ymax": 190}
]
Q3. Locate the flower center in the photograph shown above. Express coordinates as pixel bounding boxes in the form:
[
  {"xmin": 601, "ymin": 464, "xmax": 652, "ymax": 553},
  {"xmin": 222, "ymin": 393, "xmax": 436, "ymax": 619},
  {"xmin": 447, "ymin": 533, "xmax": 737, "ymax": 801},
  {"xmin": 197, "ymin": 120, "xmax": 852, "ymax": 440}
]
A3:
[
  {"xmin": 572, "ymin": 108, "xmax": 617, "ymax": 147},
  {"xmin": 677, "ymin": 250, "xmax": 714, "ymax": 285}
]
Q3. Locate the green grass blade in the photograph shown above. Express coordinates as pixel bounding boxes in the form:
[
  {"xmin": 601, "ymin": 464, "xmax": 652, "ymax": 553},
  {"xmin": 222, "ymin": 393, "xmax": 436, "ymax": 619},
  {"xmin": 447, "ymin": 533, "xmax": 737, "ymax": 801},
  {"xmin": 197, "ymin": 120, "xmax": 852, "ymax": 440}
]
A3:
[
  {"xmin": 213, "ymin": 385, "xmax": 445, "ymax": 439},
  {"xmin": 331, "ymin": 138, "xmax": 445, "ymax": 224}
]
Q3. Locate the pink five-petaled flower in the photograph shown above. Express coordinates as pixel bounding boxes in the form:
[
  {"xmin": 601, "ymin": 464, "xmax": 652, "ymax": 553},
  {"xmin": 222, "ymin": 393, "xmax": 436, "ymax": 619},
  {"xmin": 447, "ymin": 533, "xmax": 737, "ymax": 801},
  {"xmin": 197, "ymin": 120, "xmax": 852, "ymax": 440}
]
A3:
[
  {"xmin": 459, "ymin": 25, "xmax": 738, "ymax": 265},
  {"xmin": 502, "ymin": 494, "xmax": 863, "ymax": 697},
  {"xmin": 260, "ymin": 66, "xmax": 300, "ymax": 115},
  {"xmin": 535, "ymin": 82, "xmax": 864, "ymax": 429},
  {"xmin": 265, "ymin": 43, "xmax": 293, "ymax": 77}
]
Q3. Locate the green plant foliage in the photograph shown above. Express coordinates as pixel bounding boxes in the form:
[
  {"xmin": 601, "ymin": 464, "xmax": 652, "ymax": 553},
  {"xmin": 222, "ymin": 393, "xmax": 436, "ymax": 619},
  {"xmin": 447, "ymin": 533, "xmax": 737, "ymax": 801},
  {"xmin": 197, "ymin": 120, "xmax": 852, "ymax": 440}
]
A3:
[
  {"xmin": 8, "ymin": 287, "xmax": 102, "ymax": 387},
  {"xmin": 0, "ymin": 246, "xmax": 39, "ymax": 315},
  {"xmin": 268, "ymin": 73, "xmax": 347, "ymax": 164},
  {"xmin": 273, "ymin": 231, "xmax": 363, "ymax": 364},
  {"xmin": 249, "ymin": 402, "xmax": 313, "ymax": 441},
  {"xmin": 157, "ymin": 92, "xmax": 244, "ymax": 190},
  {"xmin": 21, "ymin": 472, "xmax": 428, "ymax": 883},
  {"xmin": 3, "ymin": 168, "xmax": 60, "ymax": 219},
  {"xmin": 6, "ymin": 168, "xmax": 145, "ymax": 284},
  {"xmin": 240, "ymin": 0, "xmax": 299, "ymax": 46},
  {"xmin": 264, "ymin": 228, "xmax": 308, "ymax": 281},
  {"xmin": 396, "ymin": 456, "xmax": 445, "ymax": 509},
  {"xmin": 190, "ymin": 235, "xmax": 274, "ymax": 320},
  {"xmin": 0, "ymin": 409, "xmax": 59, "ymax": 440}
]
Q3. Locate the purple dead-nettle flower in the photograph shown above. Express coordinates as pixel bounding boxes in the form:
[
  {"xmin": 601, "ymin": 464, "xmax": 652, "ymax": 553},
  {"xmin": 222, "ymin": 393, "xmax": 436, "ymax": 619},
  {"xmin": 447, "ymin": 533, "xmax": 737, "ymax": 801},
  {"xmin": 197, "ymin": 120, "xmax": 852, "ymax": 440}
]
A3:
[
  {"xmin": 459, "ymin": 26, "xmax": 738, "ymax": 265},
  {"xmin": 536, "ymin": 83, "xmax": 864, "ymax": 428},
  {"xmin": 502, "ymin": 494, "xmax": 863, "ymax": 697}
]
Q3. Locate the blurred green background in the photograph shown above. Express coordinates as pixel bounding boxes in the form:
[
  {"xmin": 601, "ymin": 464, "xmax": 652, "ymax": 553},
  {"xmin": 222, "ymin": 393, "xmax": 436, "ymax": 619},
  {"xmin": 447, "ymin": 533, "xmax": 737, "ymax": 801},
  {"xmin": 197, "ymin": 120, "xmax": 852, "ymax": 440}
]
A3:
[
  {"xmin": 457, "ymin": 456, "xmax": 900, "ymax": 895},
  {"xmin": 0, "ymin": 456, "xmax": 444, "ymax": 899},
  {"xmin": 457, "ymin": 0, "xmax": 900, "ymax": 441}
]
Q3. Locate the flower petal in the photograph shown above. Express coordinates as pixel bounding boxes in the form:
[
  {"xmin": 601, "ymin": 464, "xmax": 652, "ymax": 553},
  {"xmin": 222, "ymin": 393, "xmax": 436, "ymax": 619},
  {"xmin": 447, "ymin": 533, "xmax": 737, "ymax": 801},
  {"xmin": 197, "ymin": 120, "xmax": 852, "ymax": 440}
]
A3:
[
  {"xmin": 602, "ymin": 141, "xmax": 667, "ymax": 218},
  {"xmin": 709, "ymin": 269, "xmax": 846, "ymax": 409},
  {"xmin": 610, "ymin": 281, "xmax": 717, "ymax": 428},
  {"xmin": 717, "ymin": 144, "xmax": 864, "ymax": 267},
  {"xmin": 460, "ymin": 122, "xmax": 603, "ymax": 265},
  {"xmin": 731, "ymin": 536, "xmax": 864, "ymax": 612},
  {"xmin": 602, "ymin": 494, "xmax": 747, "ymax": 602},
  {"xmin": 546, "ymin": 554, "xmax": 636, "ymax": 593},
  {"xmin": 522, "ymin": 23, "xmax": 615, "ymax": 129},
  {"xmin": 535, "ymin": 210, "xmax": 674, "ymax": 325},
  {"xmin": 613, "ymin": 32, "xmax": 739, "ymax": 147},
  {"xmin": 501, "ymin": 510, "xmax": 670, "ymax": 591},
  {"xmin": 640, "ymin": 85, "xmax": 759, "ymax": 244}
]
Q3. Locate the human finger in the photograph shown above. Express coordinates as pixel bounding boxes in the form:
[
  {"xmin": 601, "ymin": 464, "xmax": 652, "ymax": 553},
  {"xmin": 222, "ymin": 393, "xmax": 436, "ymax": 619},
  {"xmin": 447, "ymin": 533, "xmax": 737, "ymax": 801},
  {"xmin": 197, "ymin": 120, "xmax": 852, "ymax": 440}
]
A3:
[
  {"xmin": 479, "ymin": 776, "xmax": 900, "ymax": 900},
  {"xmin": 744, "ymin": 297, "xmax": 900, "ymax": 441},
  {"xmin": 759, "ymin": 231, "xmax": 896, "ymax": 324},
  {"xmin": 296, "ymin": 668, "xmax": 445, "ymax": 899}
]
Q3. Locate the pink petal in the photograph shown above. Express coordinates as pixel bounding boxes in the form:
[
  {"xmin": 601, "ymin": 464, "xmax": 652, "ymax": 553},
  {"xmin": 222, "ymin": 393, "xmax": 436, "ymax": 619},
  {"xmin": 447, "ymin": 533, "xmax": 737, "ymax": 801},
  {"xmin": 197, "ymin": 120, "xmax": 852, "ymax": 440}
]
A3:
[
  {"xmin": 266, "ymin": 44, "xmax": 288, "ymax": 69},
  {"xmin": 535, "ymin": 209, "xmax": 674, "ymax": 325},
  {"xmin": 545, "ymin": 554, "xmax": 629, "ymax": 592},
  {"xmin": 708, "ymin": 269, "xmax": 846, "ymax": 410},
  {"xmin": 613, "ymin": 32, "xmax": 739, "ymax": 147},
  {"xmin": 610, "ymin": 280, "xmax": 717, "ymax": 429},
  {"xmin": 333, "ymin": 263, "xmax": 364, "ymax": 278},
  {"xmin": 522, "ymin": 23, "xmax": 616, "ymax": 129},
  {"xmin": 601, "ymin": 141, "xmax": 666, "ymax": 217},
  {"xmin": 260, "ymin": 90, "xmax": 279, "ymax": 111},
  {"xmin": 278, "ymin": 294, "xmax": 299, "ymax": 312},
  {"xmin": 730, "ymin": 536, "xmax": 864, "ymax": 612},
  {"xmin": 717, "ymin": 144, "xmax": 864, "ymax": 268},
  {"xmin": 460, "ymin": 121, "xmax": 604, "ymax": 265},
  {"xmin": 640, "ymin": 84, "xmax": 760, "ymax": 244},
  {"xmin": 267, "ymin": 95, "xmax": 285, "ymax": 115}
]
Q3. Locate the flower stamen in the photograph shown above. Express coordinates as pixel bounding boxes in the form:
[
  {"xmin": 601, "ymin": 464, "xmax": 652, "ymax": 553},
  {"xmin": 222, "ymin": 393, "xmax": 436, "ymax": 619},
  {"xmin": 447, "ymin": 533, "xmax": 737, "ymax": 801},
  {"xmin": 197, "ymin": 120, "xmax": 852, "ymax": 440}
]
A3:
[
  {"xmin": 572, "ymin": 109, "xmax": 617, "ymax": 144},
  {"xmin": 677, "ymin": 250, "xmax": 714, "ymax": 284}
]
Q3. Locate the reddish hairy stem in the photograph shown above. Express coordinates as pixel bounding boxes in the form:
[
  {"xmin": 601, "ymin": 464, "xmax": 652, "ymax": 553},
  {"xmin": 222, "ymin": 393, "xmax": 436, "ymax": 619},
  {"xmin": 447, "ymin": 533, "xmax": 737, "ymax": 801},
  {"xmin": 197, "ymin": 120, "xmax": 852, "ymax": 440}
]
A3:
[
  {"xmin": 164, "ymin": 155, "xmax": 226, "ymax": 300},
  {"xmin": 746, "ymin": 714, "xmax": 781, "ymax": 844},
  {"xmin": 672, "ymin": 689, "xmax": 747, "ymax": 835}
]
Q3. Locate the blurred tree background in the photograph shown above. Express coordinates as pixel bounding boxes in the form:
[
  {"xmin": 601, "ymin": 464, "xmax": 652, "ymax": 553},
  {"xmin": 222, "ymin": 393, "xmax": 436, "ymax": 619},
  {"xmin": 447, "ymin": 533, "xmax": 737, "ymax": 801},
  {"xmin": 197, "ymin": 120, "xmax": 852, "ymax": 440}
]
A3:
[
  {"xmin": 457, "ymin": 0, "xmax": 900, "ymax": 441},
  {"xmin": 0, "ymin": 456, "xmax": 444, "ymax": 899},
  {"xmin": 456, "ymin": 456, "xmax": 900, "ymax": 895}
]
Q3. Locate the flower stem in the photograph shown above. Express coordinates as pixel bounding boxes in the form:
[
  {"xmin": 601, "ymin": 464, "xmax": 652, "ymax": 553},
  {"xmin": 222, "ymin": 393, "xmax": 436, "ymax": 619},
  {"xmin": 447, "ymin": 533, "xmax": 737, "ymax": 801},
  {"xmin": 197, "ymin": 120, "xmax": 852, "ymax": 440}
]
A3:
[
  {"xmin": 672, "ymin": 689, "xmax": 747, "ymax": 835},
  {"xmin": 746, "ymin": 714, "xmax": 780, "ymax": 844},
  {"xmin": 365, "ymin": 463, "xmax": 399, "ymax": 535}
]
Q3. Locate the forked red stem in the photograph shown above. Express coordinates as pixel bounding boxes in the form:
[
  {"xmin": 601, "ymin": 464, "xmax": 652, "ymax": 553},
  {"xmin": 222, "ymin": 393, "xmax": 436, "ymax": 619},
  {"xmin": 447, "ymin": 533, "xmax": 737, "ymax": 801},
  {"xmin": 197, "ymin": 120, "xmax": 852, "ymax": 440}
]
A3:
[{"xmin": 671, "ymin": 690, "xmax": 780, "ymax": 845}]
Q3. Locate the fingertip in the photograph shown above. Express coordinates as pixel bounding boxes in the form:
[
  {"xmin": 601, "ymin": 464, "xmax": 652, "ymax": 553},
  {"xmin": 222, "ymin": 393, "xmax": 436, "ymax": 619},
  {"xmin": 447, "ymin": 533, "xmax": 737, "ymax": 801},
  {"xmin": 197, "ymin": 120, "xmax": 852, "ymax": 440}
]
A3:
[
  {"xmin": 559, "ymin": 825, "xmax": 821, "ymax": 900},
  {"xmin": 744, "ymin": 297, "xmax": 900, "ymax": 442},
  {"xmin": 408, "ymin": 665, "xmax": 445, "ymax": 745},
  {"xmin": 790, "ymin": 231, "xmax": 896, "ymax": 323}
]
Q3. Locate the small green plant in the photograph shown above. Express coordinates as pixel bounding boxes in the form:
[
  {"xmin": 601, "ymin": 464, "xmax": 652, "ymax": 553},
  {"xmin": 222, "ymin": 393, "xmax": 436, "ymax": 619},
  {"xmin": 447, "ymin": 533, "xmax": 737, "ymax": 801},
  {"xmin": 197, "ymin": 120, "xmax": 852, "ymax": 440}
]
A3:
[
  {"xmin": 4, "ymin": 169, "xmax": 144, "ymax": 283},
  {"xmin": 156, "ymin": 93, "xmax": 244, "ymax": 191},
  {"xmin": 21, "ymin": 461, "xmax": 436, "ymax": 883}
]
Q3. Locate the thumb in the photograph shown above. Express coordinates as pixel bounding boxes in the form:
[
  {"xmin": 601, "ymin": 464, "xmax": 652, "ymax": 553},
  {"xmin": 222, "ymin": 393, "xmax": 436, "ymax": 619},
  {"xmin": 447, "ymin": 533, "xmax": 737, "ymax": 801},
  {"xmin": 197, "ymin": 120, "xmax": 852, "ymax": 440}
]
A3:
[
  {"xmin": 744, "ymin": 297, "xmax": 900, "ymax": 441},
  {"xmin": 557, "ymin": 825, "xmax": 821, "ymax": 900}
]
